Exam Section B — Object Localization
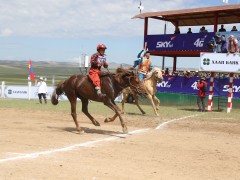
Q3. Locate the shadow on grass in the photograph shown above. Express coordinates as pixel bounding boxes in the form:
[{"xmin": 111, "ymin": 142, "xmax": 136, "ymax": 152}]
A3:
[{"xmin": 125, "ymin": 112, "xmax": 146, "ymax": 116}]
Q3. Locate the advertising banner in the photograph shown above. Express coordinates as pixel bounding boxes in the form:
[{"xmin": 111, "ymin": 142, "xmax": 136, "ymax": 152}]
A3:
[
  {"xmin": 145, "ymin": 32, "xmax": 215, "ymax": 51},
  {"xmin": 4, "ymin": 86, "xmax": 29, "ymax": 99},
  {"xmin": 157, "ymin": 76, "xmax": 240, "ymax": 98},
  {"xmin": 200, "ymin": 52, "xmax": 240, "ymax": 72},
  {"xmin": 2, "ymin": 85, "xmax": 122, "ymax": 102},
  {"xmin": 3, "ymin": 85, "xmax": 68, "ymax": 100},
  {"xmin": 218, "ymin": 31, "xmax": 240, "ymax": 50}
]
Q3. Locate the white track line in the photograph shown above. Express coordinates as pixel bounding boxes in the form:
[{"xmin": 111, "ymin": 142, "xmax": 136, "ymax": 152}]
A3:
[
  {"xmin": 0, "ymin": 128, "xmax": 149, "ymax": 164},
  {"xmin": 155, "ymin": 114, "xmax": 199, "ymax": 130},
  {"xmin": 0, "ymin": 114, "xmax": 199, "ymax": 164}
]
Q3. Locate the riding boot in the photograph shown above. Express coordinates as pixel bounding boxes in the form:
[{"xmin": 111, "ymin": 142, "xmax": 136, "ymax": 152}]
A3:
[
  {"xmin": 95, "ymin": 87, "xmax": 106, "ymax": 97},
  {"xmin": 44, "ymin": 99, "xmax": 47, "ymax": 104},
  {"xmin": 39, "ymin": 99, "xmax": 42, "ymax": 104}
]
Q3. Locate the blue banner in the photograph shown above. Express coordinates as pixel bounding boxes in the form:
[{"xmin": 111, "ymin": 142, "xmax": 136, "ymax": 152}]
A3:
[
  {"xmin": 146, "ymin": 32, "xmax": 215, "ymax": 51},
  {"xmin": 157, "ymin": 76, "xmax": 240, "ymax": 98}
]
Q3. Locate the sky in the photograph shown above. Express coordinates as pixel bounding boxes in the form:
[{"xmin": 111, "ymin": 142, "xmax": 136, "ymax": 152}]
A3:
[{"xmin": 0, "ymin": 0, "xmax": 240, "ymax": 69}]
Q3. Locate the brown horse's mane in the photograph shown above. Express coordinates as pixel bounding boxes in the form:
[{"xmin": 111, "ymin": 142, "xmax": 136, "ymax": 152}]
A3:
[{"xmin": 115, "ymin": 67, "xmax": 133, "ymax": 84}]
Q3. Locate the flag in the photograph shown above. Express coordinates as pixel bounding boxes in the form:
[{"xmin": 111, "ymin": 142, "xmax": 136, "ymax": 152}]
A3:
[{"xmin": 28, "ymin": 59, "xmax": 35, "ymax": 81}]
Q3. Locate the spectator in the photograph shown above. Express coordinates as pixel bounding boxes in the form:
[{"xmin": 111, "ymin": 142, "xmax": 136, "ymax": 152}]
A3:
[
  {"xmin": 168, "ymin": 71, "xmax": 174, "ymax": 81},
  {"xmin": 227, "ymin": 35, "xmax": 239, "ymax": 54},
  {"xmin": 187, "ymin": 28, "xmax": 192, "ymax": 34},
  {"xmin": 218, "ymin": 24, "xmax": 226, "ymax": 32},
  {"xmin": 231, "ymin": 26, "xmax": 238, "ymax": 31},
  {"xmin": 200, "ymin": 26, "xmax": 208, "ymax": 33},
  {"xmin": 173, "ymin": 71, "xmax": 179, "ymax": 76},
  {"xmin": 220, "ymin": 35, "xmax": 227, "ymax": 53},
  {"xmin": 37, "ymin": 77, "xmax": 48, "ymax": 104},
  {"xmin": 197, "ymin": 77, "xmax": 207, "ymax": 112},
  {"xmin": 194, "ymin": 70, "xmax": 199, "ymax": 77},
  {"xmin": 184, "ymin": 70, "xmax": 192, "ymax": 78},
  {"xmin": 174, "ymin": 27, "xmax": 180, "ymax": 34},
  {"xmin": 164, "ymin": 68, "xmax": 169, "ymax": 75}
]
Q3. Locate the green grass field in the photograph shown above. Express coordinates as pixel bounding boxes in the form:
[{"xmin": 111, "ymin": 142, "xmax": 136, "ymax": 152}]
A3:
[
  {"xmin": 0, "ymin": 61, "xmax": 117, "ymax": 85},
  {"xmin": 0, "ymin": 99, "xmax": 240, "ymax": 123}
]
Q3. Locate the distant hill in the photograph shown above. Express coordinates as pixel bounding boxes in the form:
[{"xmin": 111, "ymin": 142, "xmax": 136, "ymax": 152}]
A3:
[{"xmin": 0, "ymin": 60, "xmax": 131, "ymax": 69}]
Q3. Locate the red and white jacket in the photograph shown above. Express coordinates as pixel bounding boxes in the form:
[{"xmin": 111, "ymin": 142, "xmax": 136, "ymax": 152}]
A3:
[{"xmin": 90, "ymin": 53, "xmax": 108, "ymax": 70}]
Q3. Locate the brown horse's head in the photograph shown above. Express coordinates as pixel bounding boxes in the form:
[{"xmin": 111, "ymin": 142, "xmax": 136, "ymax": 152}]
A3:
[
  {"xmin": 115, "ymin": 68, "xmax": 146, "ymax": 94},
  {"xmin": 51, "ymin": 80, "xmax": 65, "ymax": 105}
]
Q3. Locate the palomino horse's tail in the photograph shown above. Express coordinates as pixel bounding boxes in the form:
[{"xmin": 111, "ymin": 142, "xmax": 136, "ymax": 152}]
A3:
[{"xmin": 51, "ymin": 80, "xmax": 65, "ymax": 105}]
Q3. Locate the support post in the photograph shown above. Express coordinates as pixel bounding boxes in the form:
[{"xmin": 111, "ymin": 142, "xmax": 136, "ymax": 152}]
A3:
[
  {"xmin": 214, "ymin": 12, "xmax": 218, "ymax": 32},
  {"xmin": 1, "ymin": 81, "xmax": 5, "ymax": 98},
  {"xmin": 227, "ymin": 73, "xmax": 234, "ymax": 113},
  {"xmin": 173, "ymin": 57, "xmax": 177, "ymax": 72},
  {"xmin": 28, "ymin": 81, "xmax": 32, "ymax": 100},
  {"xmin": 207, "ymin": 72, "xmax": 215, "ymax": 112},
  {"xmin": 144, "ymin": 17, "xmax": 148, "ymax": 48},
  {"xmin": 162, "ymin": 22, "xmax": 167, "ymax": 70}
]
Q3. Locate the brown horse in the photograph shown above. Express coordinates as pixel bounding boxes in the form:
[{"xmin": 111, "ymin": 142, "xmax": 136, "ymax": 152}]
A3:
[
  {"xmin": 121, "ymin": 67, "xmax": 163, "ymax": 116},
  {"xmin": 51, "ymin": 68, "xmax": 145, "ymax": 133}
]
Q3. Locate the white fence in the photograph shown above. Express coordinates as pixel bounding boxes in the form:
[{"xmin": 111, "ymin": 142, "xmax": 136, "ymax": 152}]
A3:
[{"xmin": 0, "ymin": 81, "xmax": 122, "ymax": 102}]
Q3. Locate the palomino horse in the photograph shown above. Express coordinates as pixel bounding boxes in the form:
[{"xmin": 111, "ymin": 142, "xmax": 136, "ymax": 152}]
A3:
[
  {"xmin": 121, "ymin": 67, "xmax": 163, "ymax": 116},
  {"xmin": 51, "ymin": 68, "xmax": 145, "ymax": 133}
]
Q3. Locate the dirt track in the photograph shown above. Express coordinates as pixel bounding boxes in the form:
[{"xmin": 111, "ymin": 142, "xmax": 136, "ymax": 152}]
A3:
[{"xmin": 0, "ymin": 108, "xmax": 240, "ymax": 180}]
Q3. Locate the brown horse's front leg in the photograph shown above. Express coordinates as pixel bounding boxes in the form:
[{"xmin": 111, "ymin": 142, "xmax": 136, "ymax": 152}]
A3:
[
  {"xmin": 121, "ymin": 92, "xmax": 128, "ymax": 114},
  {"xmin": 69, "ymin": 96, "xmax": 84, "ymax": 133},
  {"xmin": 81, "ymin": 98, "xmax": 100, "ymax": 126},
  {"xmin": 104, "ymin": 113, "xmax": 118, "ymax": 123},
  {"xmin": 133, "ymin": 93, "xmax": 146, "ymax": 114},
  {"xmin": 104, "ymin": 100, "xmax": 128, "ymax": 133}
]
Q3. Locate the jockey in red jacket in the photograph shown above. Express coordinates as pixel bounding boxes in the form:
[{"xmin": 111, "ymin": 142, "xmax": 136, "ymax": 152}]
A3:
[{"xmin": 88, "ymin": 44, "xmax": 108, "ymax": 96}]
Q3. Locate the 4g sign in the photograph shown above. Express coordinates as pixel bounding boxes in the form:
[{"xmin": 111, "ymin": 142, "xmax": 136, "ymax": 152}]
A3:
[
  {"xmin": 194, "ymin": 38, "xmax": 204, "ymax": 47},
  {"xmin": 145, "ymin": 32, "xmax": 214, "ymax": 51}
]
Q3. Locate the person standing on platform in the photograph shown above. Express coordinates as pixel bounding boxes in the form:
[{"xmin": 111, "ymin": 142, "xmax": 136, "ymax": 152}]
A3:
[{"xmin": 218, "ymin": 24, "xmax": 226, "ymax": 32}]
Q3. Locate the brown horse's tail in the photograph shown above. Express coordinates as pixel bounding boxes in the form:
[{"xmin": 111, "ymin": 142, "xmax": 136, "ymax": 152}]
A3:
[{"xmin": 51, "ymin": 80, "xmax": 65, "ymax": 105}]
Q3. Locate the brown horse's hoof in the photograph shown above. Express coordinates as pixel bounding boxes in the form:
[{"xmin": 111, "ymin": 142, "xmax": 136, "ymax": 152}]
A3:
[
  {"xmin": 104, "ymin": 117, "xmax": 111, "ymax": 123},
  {"xmin": 79, "ymin": 130, "xmax": 85, "ymax": 134},
  {"xmin": 77, "ymin": 128, "xmax": 85, "ymax": 134},
  {"xmin": 93, "ymin": 121, "xmax": 100, "ymax": 126},
  {"xmin": 142, "ymin": 111, "xmax": 146, "ymax": 115},
  {"xmin": 122, "ymin": 127, "xmax": 128, "ymax": 134}
]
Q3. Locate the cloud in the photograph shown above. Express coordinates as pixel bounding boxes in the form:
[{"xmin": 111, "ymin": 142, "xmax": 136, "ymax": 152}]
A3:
[
  {"xmin": 0, "ymin": 0, "xmax": 208, "ymax": 38},
  {"xmin": 0, "ymin": 28, "xmax": 13, "ymax": 37}
]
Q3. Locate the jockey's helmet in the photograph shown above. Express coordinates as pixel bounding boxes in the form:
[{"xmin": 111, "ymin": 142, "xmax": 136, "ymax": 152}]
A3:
[{"xmin": 97, "ymin": 44, "xmax": 107, "ymax": 51}]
